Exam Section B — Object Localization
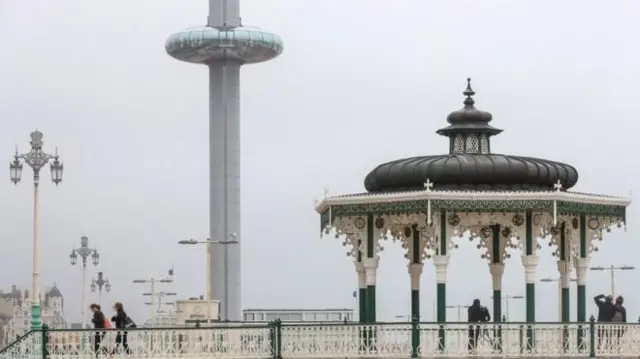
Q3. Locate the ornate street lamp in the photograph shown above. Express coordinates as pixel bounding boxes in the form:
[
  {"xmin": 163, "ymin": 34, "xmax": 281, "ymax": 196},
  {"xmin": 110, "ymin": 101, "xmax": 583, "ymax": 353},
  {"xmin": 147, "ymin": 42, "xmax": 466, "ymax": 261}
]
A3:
[
  {"xmin": 70, "ymin": 236, "xmax": 99, "ymax": 329},
  {"xmin": 91, "ymin": 271, "xmax": 111, "ymax": 304},
  {"xmin": 9, "ymin": 130, "xmax": 63, "ymax": 329}
]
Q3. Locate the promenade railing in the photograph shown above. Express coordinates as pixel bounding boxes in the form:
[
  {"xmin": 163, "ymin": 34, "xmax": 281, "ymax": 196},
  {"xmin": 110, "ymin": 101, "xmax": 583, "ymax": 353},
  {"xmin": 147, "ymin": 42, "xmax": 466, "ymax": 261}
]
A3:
[{"xmin": 0, "ymin": 318, "xmax": 638, "ymax": 358}]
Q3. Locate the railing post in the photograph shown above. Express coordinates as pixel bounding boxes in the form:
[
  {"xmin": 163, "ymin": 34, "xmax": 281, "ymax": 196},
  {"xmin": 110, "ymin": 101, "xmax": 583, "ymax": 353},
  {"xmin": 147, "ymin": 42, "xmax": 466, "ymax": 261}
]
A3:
[
  {"xmin": 41, "ymin": 324, "xmax": 48, "ymax": 359},
  {"xmin": 410, "ymin": 315, "xmax": 419, "ymax": 358},
  {"xmin": 589, "ymin": 315, "xmax": 595, "ymax": 358},
  {"xmin": 268, "ymin": 319, "xmax": 282, "ymax": 359}
]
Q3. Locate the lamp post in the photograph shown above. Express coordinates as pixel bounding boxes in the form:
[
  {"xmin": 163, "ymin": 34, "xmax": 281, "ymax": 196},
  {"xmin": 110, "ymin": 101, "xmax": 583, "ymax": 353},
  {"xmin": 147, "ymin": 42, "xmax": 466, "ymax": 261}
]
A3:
[
  {"xmin": 9, "ymin": 130, "xmax": 63, "ymax": 329},
  {"xmin": 589, "ymin": 265, "xmax": 636, "ymax": 297},
  {"xmin": 133, "ymin": 276, "xmax": 174, "ymax": 327},
  {"xmin": 70, "ymin": 236, "xmax": 99, "ymax": 328},
  {"xmin": 446, "ymin": 305, "xmax": 467, "ymax": 322},
  {"xmin": 178, "ymin": 233, "xmax": 238, "ymax": 323},
  {"xmin": 540, "ymin": 277, "xmax": 577, "ymax": 321},
  {"xmin": 491, "ymin": 295, "xmax": 524, "ymax": 322},
  {"xmin": 143, "ymin": 292, "xmax": 176, "ymax": 326},
  {"xmin": 90, "ymin": 271, "xmax": 111, "ymax": 305}
]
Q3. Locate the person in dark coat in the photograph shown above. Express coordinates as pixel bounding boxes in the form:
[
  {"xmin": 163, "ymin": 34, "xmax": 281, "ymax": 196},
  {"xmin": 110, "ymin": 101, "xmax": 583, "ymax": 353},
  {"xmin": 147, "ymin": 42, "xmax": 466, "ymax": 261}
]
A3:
[
  {"xmin": 611, "ymin": 296, "xmax": 627, "ymax": 347},
  {"xmin": 594, "ymin": 294, "xmax": 616, "ymax": 349},
  {"xmin": 110, "ymin": 302, "xmax": 131, "ymax": 354},
  {"xmin": 90, "ymin": 304, "xmax": 106, "ymax": 356},
  {"xmin": 467, "ymin": 299, "xmax": 491, "ymax": 352}
]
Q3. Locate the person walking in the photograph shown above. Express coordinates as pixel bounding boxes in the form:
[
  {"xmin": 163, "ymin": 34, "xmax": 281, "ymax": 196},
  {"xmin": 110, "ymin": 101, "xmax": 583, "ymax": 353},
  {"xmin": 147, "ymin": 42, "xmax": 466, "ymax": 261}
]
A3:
[
  {"xmin": 90, "ymin": 304, "xmax": 106, "ymax": 357},
  {"xmin": 594, "ymin": 294, "xmax": 616, "ymax": 349},
  {"xmin": 110, "ymin": 302, "xmax": 132, "ymax": 354}
]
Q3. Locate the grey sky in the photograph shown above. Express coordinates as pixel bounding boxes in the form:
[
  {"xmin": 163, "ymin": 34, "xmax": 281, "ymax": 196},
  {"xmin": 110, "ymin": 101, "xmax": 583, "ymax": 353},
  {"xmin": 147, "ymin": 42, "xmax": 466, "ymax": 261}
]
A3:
[{"xmin": 0, "ymin": 0, "xmax": 638, "ymax": 324}]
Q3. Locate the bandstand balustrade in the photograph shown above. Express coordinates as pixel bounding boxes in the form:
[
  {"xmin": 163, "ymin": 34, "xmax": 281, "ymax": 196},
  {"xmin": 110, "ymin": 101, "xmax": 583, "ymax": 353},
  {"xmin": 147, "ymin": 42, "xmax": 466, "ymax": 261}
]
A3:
[{"xmin": 1, "ymin": 320, "xmax": 639, "ymax": 359}]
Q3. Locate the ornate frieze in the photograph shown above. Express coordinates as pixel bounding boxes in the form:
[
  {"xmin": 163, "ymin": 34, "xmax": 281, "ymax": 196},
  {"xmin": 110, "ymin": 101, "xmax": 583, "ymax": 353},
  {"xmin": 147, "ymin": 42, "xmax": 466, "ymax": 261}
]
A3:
[
  {"xmin": 317, "ymin": 190, "xmax": 629, "ymax": 231},
  {"xmin": 327, "ymin": 216, "xmax": 366, "ymax": 258}
]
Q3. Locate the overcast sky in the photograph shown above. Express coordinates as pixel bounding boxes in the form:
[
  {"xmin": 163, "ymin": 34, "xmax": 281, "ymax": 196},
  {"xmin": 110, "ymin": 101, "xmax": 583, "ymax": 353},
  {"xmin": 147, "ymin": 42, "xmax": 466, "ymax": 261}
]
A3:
[{"xmin": 0, "ymin": 0, "xmax": 638, "ymax": 325}]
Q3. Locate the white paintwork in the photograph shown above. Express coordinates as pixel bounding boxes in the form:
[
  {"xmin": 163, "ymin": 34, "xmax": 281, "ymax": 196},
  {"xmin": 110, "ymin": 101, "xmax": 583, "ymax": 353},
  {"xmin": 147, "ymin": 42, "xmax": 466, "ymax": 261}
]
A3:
[
  {"xmin": 557, "ymin": 260, "xmax": 572, "ymax": 288},
  {"xmin": 521, "ymin": 254, "xmax": 539, "ymax": 284},
  {"xmin": 433, "ymin": 255, "xmax": 449, "ymax": 284},
  {"xmin": 574, "ymin": 256, "xmax": 590, "ymax": 286},
  {"xmin": 489, "ymin": 262, "xmax": 505, "ymax": 291},
  {"xmin": 6, "ymin": 323, "xmax": 640, "ymax": 358},
  {"xmin": 363, "ymin": 257, "xmax": 379, "ymax": 286},
  {"xmin": 408, "ymin": 263, "xmax": 423, "ymax": 290}
]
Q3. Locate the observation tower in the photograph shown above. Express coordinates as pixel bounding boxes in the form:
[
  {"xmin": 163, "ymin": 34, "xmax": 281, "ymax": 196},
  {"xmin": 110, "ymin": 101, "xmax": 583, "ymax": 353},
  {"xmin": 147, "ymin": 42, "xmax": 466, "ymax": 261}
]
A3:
[{"xmin": 166, "ymin": 0, "xmax": 283, "ymax": 321}]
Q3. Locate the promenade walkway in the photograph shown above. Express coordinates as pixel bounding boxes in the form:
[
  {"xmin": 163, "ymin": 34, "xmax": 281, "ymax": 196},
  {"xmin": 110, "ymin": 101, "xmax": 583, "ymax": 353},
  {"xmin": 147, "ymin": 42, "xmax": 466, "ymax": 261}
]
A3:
[{"xmin": 0, "ymin": 321, "xmax": 638, "ymax": 358}]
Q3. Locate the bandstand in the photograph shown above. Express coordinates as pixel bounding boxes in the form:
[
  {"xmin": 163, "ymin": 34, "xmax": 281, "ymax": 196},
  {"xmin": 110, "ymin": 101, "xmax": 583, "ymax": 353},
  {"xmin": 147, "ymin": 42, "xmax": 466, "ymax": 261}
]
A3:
[{"xmin": 315, "ymin": 79, "xmax": 631, "ymax": 350}]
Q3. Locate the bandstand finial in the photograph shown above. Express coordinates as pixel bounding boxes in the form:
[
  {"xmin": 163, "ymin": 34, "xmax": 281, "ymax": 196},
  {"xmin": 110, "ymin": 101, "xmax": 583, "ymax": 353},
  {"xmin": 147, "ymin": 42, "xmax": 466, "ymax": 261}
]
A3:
[
  {"xmin": 463, "ymin": 77, "xmax": 475, "ymax": 106},
  {"xmin": 423, "ymin": 179, "xmax": 434, "ymax": 192},
  {"xmin": 554, "ymin": 180, "xmax": 563, "ymax": 192}
]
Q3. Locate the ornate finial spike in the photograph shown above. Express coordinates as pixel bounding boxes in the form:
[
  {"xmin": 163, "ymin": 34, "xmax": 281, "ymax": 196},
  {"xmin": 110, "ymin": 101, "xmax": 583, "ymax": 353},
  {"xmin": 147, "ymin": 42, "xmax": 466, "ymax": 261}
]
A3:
[
  {"xmin": 323, "ymin": 186, "xmax": 329, "ymax": 199},
  {"xmin": 463, "ymin": 77, "xmax": 475, "ymax": 106},
  {"xmin": 423, "ymin": 179, "xmax": 434, "ymax": 192},
  {"xmin": 554, "ymin": 180, "xmax": 563, "ymax": 192}
]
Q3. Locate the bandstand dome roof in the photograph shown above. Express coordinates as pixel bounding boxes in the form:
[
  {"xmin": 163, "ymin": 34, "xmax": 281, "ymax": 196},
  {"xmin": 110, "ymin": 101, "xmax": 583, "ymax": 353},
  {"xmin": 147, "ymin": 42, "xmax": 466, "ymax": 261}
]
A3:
[{"xmin": 364, "ymin": 78, "xmax": 579, "ymax": 193}]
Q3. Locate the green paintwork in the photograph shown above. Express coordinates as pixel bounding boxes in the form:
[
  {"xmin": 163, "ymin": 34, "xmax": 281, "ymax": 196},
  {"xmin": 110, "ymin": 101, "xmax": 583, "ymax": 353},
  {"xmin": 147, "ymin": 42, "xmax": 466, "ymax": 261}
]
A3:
[
  {"xmin": 437, "ymin": 283, "xmax": 446, "ymax": 352},
  {"xmin": 367, "ymin": 285, "xmax": 376, "ymax": 323},
  {"xmin": 411, "ymin": 289, "xmax": 419, "ymax": 358},
  {"xmin": 439, "ymin": 211, "xmax": 447, "ymax": 255},
  {"xmin": 366, "ymin": 214, "xmax": 374, "ymax": 258},
  {"xmin": 577, "ymin": 285, "xmax": 586, "ymax": 322},
  {"xmin": 562, "ymin": 287, "xmax": 570, "ymax": 322},
  {"xmin": 493, "ymin": 290, "xmax": 502, "ymax": 323},
  {"xmin": 525, "ymin": 211, "xmax": 533, "ymax": 255},
  {"xmin": 526, "ymin": 283, "xmax": 535, "ymax": 349},
  {"xmin": 31, "ymin": 303, "xmax": 41, "ymax": 329},
  {"xmin": 359, "ymin": 288, "xmax": 367, "ymax": 323}
]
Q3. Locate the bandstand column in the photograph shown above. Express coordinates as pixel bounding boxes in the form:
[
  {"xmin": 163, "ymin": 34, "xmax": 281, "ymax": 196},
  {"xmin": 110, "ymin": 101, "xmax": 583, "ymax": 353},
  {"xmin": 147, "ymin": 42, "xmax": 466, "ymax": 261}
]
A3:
[
  {"xmin": 557, "ymin": 223, "xmax": 570, "ymax": 323},
  {"xmin": 355, "ymin": 261, "xmax": 367, "ymax": 323},
  {"xmin": 408, "ymin": 224, "xmax": 423, "ymax": 321},
  {"xmin": 521, "ymin": 255, "xmax": 539, "ymax": 320},
  {"xmin": 364, "ymin": 214, "xmax": 379, "ymax": 323},
  {"xmin": 490, "ymin": 262, "xmax": 505, "ymax": 323},
  {"xmin": 433, "ymin": 254, "xmax": 449, "ymax": 351},
  {"xmin": 575, "ymin": 214, "xmax": 589, "ymax": 323},
  {"xmin": 408, "ymin": 261, "xmax": 423, "ymax": 359}
]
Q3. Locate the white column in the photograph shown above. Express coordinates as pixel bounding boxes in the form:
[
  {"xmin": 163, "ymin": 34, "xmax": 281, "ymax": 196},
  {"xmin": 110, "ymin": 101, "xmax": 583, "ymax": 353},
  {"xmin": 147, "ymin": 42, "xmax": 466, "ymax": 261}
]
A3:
[
  {"xmin": 574, "ymin": 257, "xmax": 590, "ymax": 286},
  {"xmin": 433, "ymin": 255, "xmax": 450, "ymax": 284},
  {"xmin": 490, "ymin": 263, "xmax": 505, "ymax": 290},
  {"xmin": 408, "ymin": 263, "xmax": 423, "ymax": 290},
  {"xmin": 521, "ymin": 255, "xmax": 539, "ymax": 284},
  {"xmin": 363, "ymin": 257, "xmax": 379, "ymax": 286},
  {"xmin": 355, "ymin": 262, "xmax": 366, "ymax": 289},
  {"xmin": 557, "ymin": 260, "xmax": 571, "ymax": 287}
]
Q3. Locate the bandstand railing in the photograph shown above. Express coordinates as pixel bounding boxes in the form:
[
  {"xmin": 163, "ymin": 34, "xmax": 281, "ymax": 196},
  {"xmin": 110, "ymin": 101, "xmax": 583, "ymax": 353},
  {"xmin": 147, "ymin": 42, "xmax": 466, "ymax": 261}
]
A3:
[{"xmin": 1, "ymin": 318, "xmax": 639, "ymax": 358}]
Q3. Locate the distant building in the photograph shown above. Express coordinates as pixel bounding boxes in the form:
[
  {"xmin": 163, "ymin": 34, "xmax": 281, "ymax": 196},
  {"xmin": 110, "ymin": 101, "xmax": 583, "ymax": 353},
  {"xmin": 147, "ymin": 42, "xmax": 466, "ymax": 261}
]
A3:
[
  {"xmin": 175, "ymin": 298, "xmax": 220, "ymax": 327},
  {"xmin": 242, "ymin": 308, "xmax": 354, "ymax": 323},
  {"xmin": 0, "ymin": 284, "xmax": 67, "ymax": 347}
]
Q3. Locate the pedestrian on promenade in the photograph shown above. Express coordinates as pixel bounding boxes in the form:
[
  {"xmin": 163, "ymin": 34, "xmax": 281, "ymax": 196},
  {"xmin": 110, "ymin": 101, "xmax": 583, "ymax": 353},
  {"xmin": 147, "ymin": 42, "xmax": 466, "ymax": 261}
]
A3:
[
  {"xmin": 90, "ymin": 304, "xmax": 106, "ymax": 357},
  {"xmin": 611, "ymin": 296, "xmax": 627, "ymax": 348},
  {"xmin": 467, "ymin": 299, "xmax": 491, "ymax": 352},
  {"xmin": 594, "ymin": 294, "xmax": 616, "ymax": 349},
  {"xmin": 111, "ymin": 302, "xmax": 134, "ymax": 355}
]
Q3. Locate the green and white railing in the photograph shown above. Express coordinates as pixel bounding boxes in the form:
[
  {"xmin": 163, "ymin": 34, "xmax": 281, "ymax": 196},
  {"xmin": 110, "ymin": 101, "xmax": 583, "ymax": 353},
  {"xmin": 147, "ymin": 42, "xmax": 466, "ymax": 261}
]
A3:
[{"xmin": 1, "ymin": 318, "xmax": 639, "ymax": 358}]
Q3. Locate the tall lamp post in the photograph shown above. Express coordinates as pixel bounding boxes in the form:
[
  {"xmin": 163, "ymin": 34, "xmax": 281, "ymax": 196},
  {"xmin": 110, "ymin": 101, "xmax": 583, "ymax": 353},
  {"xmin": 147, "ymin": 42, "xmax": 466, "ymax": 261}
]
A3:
[
  {"xmin": 178, "ymin": 233, "xmax": 238, "ymax": 323},
  {"xmin": 90, "ymin": 271, "xmax": 111, "ymax": 305},
  {"xmin": 133, "ymin": 276, "xmax": 174, "ymax": 327},
  {"xmin": 70, "ymin": 236, "xmax": 99, "ymax": 328},
  {"xmin": 589, "ymin": 265, "xmax": 635, "ymax": 297},
  {"xmin": 540, "ymin": 277, "xmax": 577, "ymax": 321},
  {"xmin": 9, "ymin": 130, "xmax": 63, "ymax": 329}
]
